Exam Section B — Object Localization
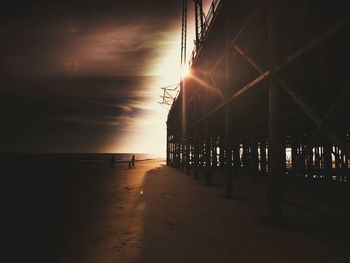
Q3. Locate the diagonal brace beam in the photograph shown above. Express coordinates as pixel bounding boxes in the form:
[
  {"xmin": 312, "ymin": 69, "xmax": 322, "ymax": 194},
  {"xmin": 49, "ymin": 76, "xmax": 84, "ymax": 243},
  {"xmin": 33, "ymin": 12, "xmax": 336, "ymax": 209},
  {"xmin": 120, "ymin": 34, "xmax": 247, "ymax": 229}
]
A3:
[{"xmin": 232, "ymin": 44, "xmax": 350, "ymax": 159}]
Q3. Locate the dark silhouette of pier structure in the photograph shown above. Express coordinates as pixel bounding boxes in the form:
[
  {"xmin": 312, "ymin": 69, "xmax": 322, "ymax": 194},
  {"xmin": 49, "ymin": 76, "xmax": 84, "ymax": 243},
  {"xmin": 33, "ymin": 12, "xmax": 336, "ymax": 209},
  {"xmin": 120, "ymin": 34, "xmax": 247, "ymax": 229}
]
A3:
[{"xmin": 165, "ymin": 0, "xmax": 350, "ymax": 222}]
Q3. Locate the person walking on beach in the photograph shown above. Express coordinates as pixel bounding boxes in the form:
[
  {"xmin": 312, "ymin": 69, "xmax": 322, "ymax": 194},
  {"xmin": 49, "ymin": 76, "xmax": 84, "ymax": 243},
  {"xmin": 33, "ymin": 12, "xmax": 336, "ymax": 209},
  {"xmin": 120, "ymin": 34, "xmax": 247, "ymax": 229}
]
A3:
[
  {"xmin": 131, "ymin": 155, "xmax": 135, "ymax": 169},
  {"xmin": 109, "ymin": 154, "xmax": 116, "ymax": 168}
]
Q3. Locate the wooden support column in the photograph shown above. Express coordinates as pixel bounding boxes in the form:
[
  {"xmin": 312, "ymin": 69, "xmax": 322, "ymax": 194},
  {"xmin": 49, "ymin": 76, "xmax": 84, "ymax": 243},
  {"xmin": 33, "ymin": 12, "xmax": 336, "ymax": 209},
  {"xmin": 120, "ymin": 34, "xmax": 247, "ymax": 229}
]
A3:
[
  {"xmin": 299, "ymin": 140, "xmax": 307, "ymax": 175},
  {"xmin": 212, "ymin": 137, "xmax": 218, "ymax": 168},
  {"xmin": 282, "ymin": 140, "xmax": 287, "ymax": 177},
  {"xmin": 177, "ymin": 141, "xmax": 181, "ymax": 169},
  {"xmin": 315, "ymin": 146, "xmax": 321, "ymax": 177},
  {"xmin": 250, "ymin": 136, "xmax": 259, "ymax": 176},
  {"xmin": 193, "ymin": 131, "xmax": 199, "ymax": 179},
  {"xmin": 205, "ymin": 136, "xmax": 213, "ymax": 185},
  {"xmin": 224, "ymin": 0, "xmax": 233, "ymax": 197},
  {"xmin": 181, "ymin": 77, "xmax": 186, "ymax": 173},
  {"xmin": 260, "ymin": 139, "xmax": 267, "ymax": 175},
  {"xmin": 232, "ymin": 138, "xmax": 241, "ymax": 177},
  {"xmin": 306, "ymin": 146, "xmax": 313, "ymax": 177},
  {"xmin": 224, "ymin": 130, "xmax": 233, "ymax": 197},
  {"xmin": 178, "ymin": 142, "xmax": 181, "ymax": 169},
  {"xmin": 291, "ymin": 140, "xmax": 297, "ymax": 175},
  {"xmin": 173, "ymin": 143, "xmax": 176, "ymax": 166},
  {"xmin": 186, "ymin": 137, "xmax": 191, "ymax": 175},
  {"xmin": 203, "ymin": 39, "xmax": 212, "ymax": 184},
  {"xmin": 166, "ymin": 126, "xmax": 170, "ymax": 165},
  {"xmin": 199, "ymin": 140, "xmax": 204, "ymax": 169},
  {"xmin": 171, "ymin": 142, "xmax": 174, "ymax": 166},
  {"xmin": 334, "ymin": 147, "xmax": 339, "ymax": 169},
  {"xmin": 169, "ymin": 142, "xmax": 172, "ymax": 166},
  {"xmin": 268, "ymin": 0, "xmax": 284, "ymax": 222},
  {"xmin": 173, "ymin": 142, "xmax": 176, "ymax": 167},
  {"xmin": 174, "ymin": 143, "xmax": 176, "ymax": 167},
  {"xmin": 181, "ymin": 138, "xmax": 185, "ymax": 172},
  {"xmin": 219, "ymin": 137, "xmax": 225, "ymax": 169},
  {"xmin": 339, "ymin": 148, "xmax": 346, "ymax": 169},
  {"xmin": 175, "ymin": 142, "xmax": 177, "ymax": 168},
  {"xmin": 295, "ymin": 143, "xmax": 300, "ymax": 175},
  {"xmin": 242, "ymin": 140, "xmax": 250, "ymax": 168}
]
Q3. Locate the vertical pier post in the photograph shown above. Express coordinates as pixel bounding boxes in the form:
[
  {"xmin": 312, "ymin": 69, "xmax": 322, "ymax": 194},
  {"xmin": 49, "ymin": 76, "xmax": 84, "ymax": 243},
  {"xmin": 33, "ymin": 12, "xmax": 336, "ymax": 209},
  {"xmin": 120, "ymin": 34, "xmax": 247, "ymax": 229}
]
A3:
[
  {"xmin": 166, "ymin": 125, "xmax": 170, "ymax": 165},
  {"xmin": 219, "ymin": 137, "xmax": 224, "ymax": 170},
  {"xmin": 260, "ymin": 139, "xmax": 267, "ymax": 175},
  {"xmin": 307, "ymin": 146, "xmax": 313, "ymax": 177},
  {"xmin": 181, "ymin": 139, "xmax": 185, "ymax": 172},
  {"xmin": 186, "ymin": 136, "xmax": 191, "ymax": 174},
  {"xmin": 251, "ymin": 136, "xmax": 259, "ymax": 176},
  {"xmin": 205, "ymin": 136, "xmax": 213, "ymax": 185},
  {"xmin": 171, "ymin": 142, "xmax": 174, "ymax": 166},
  {"xmin": 315, "ymin": 145, "xmax": 320, "ymax": 177},
  {"xmin": 193, "ymin": 131, "xmax": 199, "ymax": 179},
  {"xmin": 268, "ymin": 0, "xmax": 284, "ymax": 222},
  {"xmin": 212, "ymin": 137, "xmax": 218, "ymax": 168},
  {"xmin": 177, "ymin": 141, "xmax": 181, "ymax": 169},
  {"xmin": 291, "ymin": 140, "xmax": 297, "ymax": 175},
  {"xmin": 242, "ymin": 140, "xmax": 250, "ymax": 168},
  {"xmin": 224, "ymin": 0, "xmax": 233, "ymax": 197},
  {"xmin": 334, "ymin": 147, "xmax": 340, "ymax": 169}
]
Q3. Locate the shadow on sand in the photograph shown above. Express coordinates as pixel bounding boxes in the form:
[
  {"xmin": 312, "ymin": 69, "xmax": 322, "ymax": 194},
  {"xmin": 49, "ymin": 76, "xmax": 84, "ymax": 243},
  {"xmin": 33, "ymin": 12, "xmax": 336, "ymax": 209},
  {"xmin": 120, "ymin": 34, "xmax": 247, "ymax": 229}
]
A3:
[{"xmin": 139, "ymin": 165, "xmax": 350, "ymax": 262}]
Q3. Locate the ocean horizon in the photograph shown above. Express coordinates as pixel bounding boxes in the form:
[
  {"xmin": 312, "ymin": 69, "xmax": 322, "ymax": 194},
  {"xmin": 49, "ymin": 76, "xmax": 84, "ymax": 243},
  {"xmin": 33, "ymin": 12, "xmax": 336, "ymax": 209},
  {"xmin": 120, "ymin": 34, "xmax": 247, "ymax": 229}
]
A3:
[{"xmin": 0, "ymin": 153, "xmax": 165, "ymax": 164}]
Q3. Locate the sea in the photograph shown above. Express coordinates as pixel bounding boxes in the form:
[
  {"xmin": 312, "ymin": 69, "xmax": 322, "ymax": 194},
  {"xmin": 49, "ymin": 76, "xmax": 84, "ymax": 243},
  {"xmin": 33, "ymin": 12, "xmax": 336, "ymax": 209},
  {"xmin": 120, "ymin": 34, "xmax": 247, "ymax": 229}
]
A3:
[{"xmin": 1, "ymin": 153, "xmax": 165, "ymax": 165}]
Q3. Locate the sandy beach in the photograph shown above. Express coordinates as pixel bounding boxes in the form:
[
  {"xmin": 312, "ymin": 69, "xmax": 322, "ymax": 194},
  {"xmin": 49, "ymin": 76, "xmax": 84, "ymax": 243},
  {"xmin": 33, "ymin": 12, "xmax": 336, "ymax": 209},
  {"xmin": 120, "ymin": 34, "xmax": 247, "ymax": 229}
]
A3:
[{"xmin": 4, "ymin": 157, "xmax": 350, "ymax": 262}]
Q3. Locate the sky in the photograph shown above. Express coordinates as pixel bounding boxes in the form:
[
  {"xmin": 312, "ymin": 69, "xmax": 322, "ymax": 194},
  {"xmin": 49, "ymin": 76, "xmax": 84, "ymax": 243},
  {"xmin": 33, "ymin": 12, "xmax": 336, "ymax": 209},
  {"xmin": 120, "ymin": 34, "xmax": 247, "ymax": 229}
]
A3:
[{"xmin": 0, "ymin": 0, "xmax": 212, "ymax": 154}]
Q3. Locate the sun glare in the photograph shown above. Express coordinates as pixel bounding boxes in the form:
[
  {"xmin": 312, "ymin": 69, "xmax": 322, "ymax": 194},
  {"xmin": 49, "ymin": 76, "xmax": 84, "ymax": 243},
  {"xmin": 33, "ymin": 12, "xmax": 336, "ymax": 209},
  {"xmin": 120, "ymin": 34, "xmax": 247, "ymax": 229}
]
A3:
[
  {"xmin": 181, "ymin": 64, "xmax": 190, "ymax": 78},
  {"xmin": 108, "ymin": 25, "xmax": 197, "ymax": 155},
  {"xmin": 152, "ymin": 36, "xmax": 182, "ymax": 86},
  {"xmin": 151, "ymin": 29, "xmax": 195, "ymax": 85}
]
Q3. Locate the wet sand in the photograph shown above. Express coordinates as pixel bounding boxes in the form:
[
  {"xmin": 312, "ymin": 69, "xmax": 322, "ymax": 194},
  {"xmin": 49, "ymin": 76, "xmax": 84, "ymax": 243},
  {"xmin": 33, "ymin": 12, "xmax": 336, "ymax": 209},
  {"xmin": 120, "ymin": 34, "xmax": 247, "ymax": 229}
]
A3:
[
  {"xmin": 4, "ymin": 158, "xmax": 350, "ymax": 262},
  {"xmin": 53, "ymin": 160, "xmax": 161, "ymax": 262}
]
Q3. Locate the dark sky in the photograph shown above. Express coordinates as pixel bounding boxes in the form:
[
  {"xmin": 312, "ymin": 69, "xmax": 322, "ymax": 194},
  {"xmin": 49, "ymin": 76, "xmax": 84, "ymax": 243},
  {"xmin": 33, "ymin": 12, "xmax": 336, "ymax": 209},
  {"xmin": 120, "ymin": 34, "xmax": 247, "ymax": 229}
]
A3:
[{"xmin": 0, "ymin": 0, "xmax": 186, "ymax": 153}]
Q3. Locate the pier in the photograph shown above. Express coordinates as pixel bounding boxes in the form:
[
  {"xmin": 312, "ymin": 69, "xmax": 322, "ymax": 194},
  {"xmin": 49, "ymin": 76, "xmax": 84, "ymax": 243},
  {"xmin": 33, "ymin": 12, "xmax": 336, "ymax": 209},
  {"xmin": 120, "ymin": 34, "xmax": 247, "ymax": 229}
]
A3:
[{"xmin": 166, "ymin": 0, "xmax": 350, "ymax": 221}]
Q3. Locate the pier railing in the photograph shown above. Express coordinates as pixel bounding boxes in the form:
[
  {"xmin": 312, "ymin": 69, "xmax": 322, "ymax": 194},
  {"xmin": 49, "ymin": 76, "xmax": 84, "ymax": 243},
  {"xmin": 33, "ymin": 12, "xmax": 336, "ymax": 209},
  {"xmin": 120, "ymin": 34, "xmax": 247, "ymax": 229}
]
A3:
[{"xmin": 190, "ymin": 0, "xmax": 222, "ymax": 66}]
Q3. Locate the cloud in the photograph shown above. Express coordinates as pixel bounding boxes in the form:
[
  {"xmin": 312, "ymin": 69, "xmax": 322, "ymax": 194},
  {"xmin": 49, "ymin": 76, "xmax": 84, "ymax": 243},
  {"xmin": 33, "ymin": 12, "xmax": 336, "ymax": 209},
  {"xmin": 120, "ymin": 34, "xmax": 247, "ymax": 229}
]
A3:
[
  {"xmin": 0, "ymin": 0, "xmax": 183, "ymax": 152},
  {"xmin": 0, "ymin": 0, "xmax": 181, "ymax": 77}
]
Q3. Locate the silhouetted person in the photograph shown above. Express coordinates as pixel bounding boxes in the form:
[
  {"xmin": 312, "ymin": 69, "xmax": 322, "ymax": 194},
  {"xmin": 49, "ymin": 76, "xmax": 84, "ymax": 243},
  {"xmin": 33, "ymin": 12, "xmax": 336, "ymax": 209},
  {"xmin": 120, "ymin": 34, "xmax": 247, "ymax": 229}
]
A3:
[
  {"xmin": 131, "ymin": 155, "xmax": 135, "ymax": 168},
  {"xmin": 109, "ymin": 154, "xmax": 116, "ymax": 168}
]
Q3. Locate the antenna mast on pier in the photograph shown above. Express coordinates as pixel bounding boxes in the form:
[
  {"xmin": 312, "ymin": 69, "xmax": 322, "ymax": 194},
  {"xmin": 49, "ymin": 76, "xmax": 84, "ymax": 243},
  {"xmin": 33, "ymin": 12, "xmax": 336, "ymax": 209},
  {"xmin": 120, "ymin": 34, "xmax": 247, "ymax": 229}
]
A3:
[
  {"xmin": 181, "ymin": 0, "xmax": 188, "ymax": 68},
  {"xmin": 193, "ymin": 0, "xmax": 204, "ymax": 47},
  {"xmin": 159, "ymin": 0, "xmax": 188, "ymax": 110}
]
